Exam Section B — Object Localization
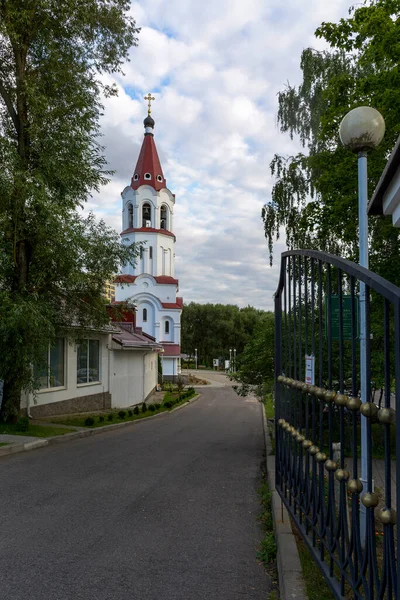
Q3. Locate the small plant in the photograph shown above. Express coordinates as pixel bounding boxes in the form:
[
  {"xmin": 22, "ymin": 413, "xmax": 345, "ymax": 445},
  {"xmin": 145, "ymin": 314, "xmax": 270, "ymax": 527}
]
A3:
[
  {"xmin": 133, "ymin": 406, "xmax": 139, "ymax": 415},
  {"xmin": 84, "ymin": 417, "xmax": 95, "ymax": 426},
  {"xmin": 141, "ymin": 403, "xmax": 147, "ymax": 413},
  {"xmin": 118, "ymin": 410, "xmax": 126, "ymax": 419},
  {"xmin": 99, "ymin": 415, "xmax": 105, "ymax": 423},
  {"xmin": 107, "ymin": 413, "xmax": 114, "ymax": 421},
  {"xmin": 15, "ymin": 417, "xmax": 29, "ymax": 432},
  {"xmin": 187, "ymin": 386, "xmax": 195, "ymax": 394},
  {"xmin": 154, "ymin": 403, "xmax": 161, "ymax": 410},
  {"xmin": 164, "ymin": 401, "xmax": 172, "ymax": 408},
  {"xmin": 257, "ymin": 532, "xmax": 277, "ymax": 565},
  {"xmin": 149, "ymin": 404, "xmax": 156, "ymax": 412},
  {"xmin": 128, "ymin": 410, "xmax": 133, "ymax": 417}
]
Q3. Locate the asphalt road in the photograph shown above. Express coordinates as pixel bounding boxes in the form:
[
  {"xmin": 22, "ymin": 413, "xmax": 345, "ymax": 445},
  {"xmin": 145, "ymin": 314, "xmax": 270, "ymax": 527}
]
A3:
[{"xmin": 0, "ymin": 386, "xmax": 270, "ymax": 600}]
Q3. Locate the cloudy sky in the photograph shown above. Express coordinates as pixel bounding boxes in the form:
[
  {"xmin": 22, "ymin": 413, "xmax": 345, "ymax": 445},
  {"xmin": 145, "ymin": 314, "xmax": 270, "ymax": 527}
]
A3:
[{"xmin": 91, "ymin": 0, "xmax": 352, "ymax": 310}]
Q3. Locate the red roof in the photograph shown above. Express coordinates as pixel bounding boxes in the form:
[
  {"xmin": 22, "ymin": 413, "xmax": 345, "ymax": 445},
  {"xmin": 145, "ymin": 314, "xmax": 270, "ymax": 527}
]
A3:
[
  {"xmin": 121, "ymin": 227, "xmax": 175, "ymax": 239},
  {"xmin": 155, "ymin": 276, "xmax": 179, "ymax": 285},
  {"xmin": 131, "ymin": 133, "xmax": 165, "ymax": 191},
  {"xmin": 161, "ymin": 302, "xmax": 182, "ymax": 309},
  {"xmin": 114, "ymin": 275, "xmax": 136, "ymax": 283},
  {"xmin": 161, "ymin": 344, "xmax": 181, "ymax": 356},
  {"xmin": 176, "ymin": 297, "xmax": 183, "ymax": 308},
  {"xmin": 114, "ymin": 274, "xmax": 179, "ymax": 286}
]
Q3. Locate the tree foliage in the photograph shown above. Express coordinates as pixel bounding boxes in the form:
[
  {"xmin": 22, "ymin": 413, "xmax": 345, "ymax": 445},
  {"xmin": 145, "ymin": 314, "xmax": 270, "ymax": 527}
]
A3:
[
  {"xmin": 181, "ymin": 303, "xmax": 266, "ymax": 367},
  {"xmin": 0, "ymin": 1, "xmax": 140, "ymax": 420},
  {"xmin": 262, "ymin": 0, "xmax": 400, "ymax": 283},
  {"xmin": 232, "ymin": 312, "xmax": 275, "ymax": 394}
]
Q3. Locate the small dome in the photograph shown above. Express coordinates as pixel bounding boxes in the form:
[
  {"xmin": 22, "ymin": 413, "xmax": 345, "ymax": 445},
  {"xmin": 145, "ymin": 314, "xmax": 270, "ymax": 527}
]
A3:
[{"xmin": 144, "ymin": 115, "xmax": 155, "ymax": 128}]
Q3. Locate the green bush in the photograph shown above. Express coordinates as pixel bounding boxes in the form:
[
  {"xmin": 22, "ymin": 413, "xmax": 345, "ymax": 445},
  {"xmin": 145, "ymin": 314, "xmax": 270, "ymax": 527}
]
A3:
[
  {"xmin": 133, "ymin": 406, "xmax": 139, "ymax": 415},
  {"xmin": 118, "ymin": 410, "xmax": 126, "ymax": 419},
  {"xmin": 154, "ymin": 403, "xmax": 161, "ymax": 410},
  {"xmin": 128, "ymin": 410, "xmax": 133, "ymax": 417},
  {"xmin": 187, "ymin": 386, "xmax": 195, "ymax": 394},
  {"xmin": 107, "ymin": 413, "xmax": 114, "ymax": 421},
  {"xmin": 164, "ymin": 401, "xmax": 172, "ymax": 408},
  {"xmin": 141, "ymin": 403, "xmax": 147, "ymax": 413},
  {"xmin": 84, "ymin": 417, "xmax": 95, "ymax": 426},
  {"xmin": 149, "ymin": 404, "xmax": 156, "ymax": 412},
  {"xmin": 15, "ymin": 417, "xmax": 29, "ymax": 432},
  {"xmin": 257, "ymin": 532, "xmax": 277, "ymax": 564},
  {"xmin": 99, "ymin": 415, "xmax": 105, "ymax": 423}
]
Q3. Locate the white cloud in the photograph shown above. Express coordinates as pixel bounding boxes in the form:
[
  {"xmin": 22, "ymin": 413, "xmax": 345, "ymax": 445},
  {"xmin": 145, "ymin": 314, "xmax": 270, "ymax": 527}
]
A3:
[{"xmin": 91, "ymin": 0, "xmax": 352, "ymax": 309}]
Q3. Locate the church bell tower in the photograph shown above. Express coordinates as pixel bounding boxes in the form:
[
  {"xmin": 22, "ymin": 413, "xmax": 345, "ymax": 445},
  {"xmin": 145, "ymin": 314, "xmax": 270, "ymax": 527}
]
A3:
[{"xmin": 114, "ymin": 95, "xmax": 182, "ymax": 377}]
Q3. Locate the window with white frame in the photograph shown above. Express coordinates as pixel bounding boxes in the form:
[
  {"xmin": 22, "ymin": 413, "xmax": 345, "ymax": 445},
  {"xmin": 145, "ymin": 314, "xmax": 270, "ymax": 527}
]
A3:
[
  {"xmin": 165, "ymin": 321, "xmax": 170, "ymax": 334},
  {"xmin": 35, "ymin": 338, "xmax": 65, "ymax": 389},
  {"xmin": 143, "ymin": 308, "xmax": 147, "ymax": 322},
  {"xmin": 77, "ymin": 339, "xmax": 100, "ymax": 384}
]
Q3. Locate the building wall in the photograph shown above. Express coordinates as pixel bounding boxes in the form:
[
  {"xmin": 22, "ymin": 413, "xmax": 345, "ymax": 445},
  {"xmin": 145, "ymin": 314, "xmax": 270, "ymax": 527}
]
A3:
[
  {"xmin": 20, "ymin": 335, "xmax": 111, "ymax": 416},
  {"xmin": 110, "ymin": 349, "xmax": 158, "ymax": 408},
  {"xmin": 162, "ymin": 357, "xmax": 181, "ymax": 377},
  {"xmin": 20, "ymin": 335, "xmax": 158, "ymax": 416}
]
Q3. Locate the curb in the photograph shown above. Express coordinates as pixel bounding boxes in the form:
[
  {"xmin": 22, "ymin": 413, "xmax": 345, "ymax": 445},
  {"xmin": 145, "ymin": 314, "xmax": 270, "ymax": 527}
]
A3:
[
  {"xmin": 0, "ymin": 438, "xmax": 49, "ymax": 458},
  {"xmin": 262, "ymin": 406, "xmax": 307, "ymax": 600},
  {"xmin": 0, "ymin": 394, "xmax": 202, "ymax": 458},
  {"xmin": 169, "ymin": 394, "xmax": 200, "ymax": 413}
]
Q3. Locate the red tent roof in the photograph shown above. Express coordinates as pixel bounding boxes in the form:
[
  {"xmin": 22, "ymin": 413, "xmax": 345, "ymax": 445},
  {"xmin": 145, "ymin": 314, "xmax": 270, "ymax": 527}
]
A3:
[{"xmin": 131, "ymin": 124, "xmax": 166, "ymax": 191}]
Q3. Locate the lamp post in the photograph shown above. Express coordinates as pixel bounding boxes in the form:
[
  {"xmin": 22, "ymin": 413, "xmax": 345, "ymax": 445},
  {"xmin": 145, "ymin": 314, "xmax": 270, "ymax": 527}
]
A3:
[
  {"xmin": 229, "ymin": 348, "xmax": 232, "ymax": 373},
  {"xmin": 233, "ymin": 348, "xmax": 236, "ymax": 373},
  {"xmin": 195, "ymin": 348, "xmax": 198, "ymax": 371},
  {"xmin": 339, "ymin": 106, "xmax": 385, "ymax": 545}
]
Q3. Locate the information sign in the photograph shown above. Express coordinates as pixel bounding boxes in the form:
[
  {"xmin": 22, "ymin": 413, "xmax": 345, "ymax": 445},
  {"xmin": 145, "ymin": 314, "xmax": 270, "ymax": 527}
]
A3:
[{"xmin": 325, "ymin": 295, "xmax": 359, "ymax": 341}]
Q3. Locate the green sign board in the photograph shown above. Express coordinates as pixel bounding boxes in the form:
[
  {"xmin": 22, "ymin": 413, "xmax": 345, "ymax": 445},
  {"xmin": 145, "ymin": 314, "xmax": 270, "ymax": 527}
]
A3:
[{"xmin": 325, "ymin": 295, "xmax": 359, "ymax": 341}]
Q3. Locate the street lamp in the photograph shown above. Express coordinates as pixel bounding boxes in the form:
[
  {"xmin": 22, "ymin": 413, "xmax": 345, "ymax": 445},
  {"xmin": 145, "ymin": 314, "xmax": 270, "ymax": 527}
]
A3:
[
  {"xmin": 233, "ymin": 348, "xmax": 236, "ymax": 373},
  {"xmin": 339, "ymin": 106, "xmax": 385, "ymax": 545},
  {"xmin": 229, "ymin": 348, "xmax": 232, "ymax": 373},
  {"xmin": 194, "ymin": 348, "xmax": 198, "ymax": 371}
]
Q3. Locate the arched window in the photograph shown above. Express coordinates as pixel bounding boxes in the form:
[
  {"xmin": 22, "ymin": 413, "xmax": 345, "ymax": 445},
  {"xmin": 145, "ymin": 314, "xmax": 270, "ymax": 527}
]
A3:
[
  {"xmin": 143, "ymin": 308, "xmax": 147, "ymax": 322},
  {"xmin": 142, "ymin": 203, "xmax": 151, "ymax": 227},
  {"xmin": 160, "ymin": 205, "xmax": 168, "ymax": 230},
  {"xmin": 149, "ymin": 246, "xmax": 153, "ymax": 259},
  {"xmin": 128, "ymin": 203, "xmax": 133, "ymax": 228},
  {"xmin": 165, "ymin": 321, "xmax": 169, "ymax": 334}
]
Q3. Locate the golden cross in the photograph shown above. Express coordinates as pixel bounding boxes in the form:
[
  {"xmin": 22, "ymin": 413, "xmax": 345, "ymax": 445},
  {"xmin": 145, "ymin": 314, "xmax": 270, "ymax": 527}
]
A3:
[{"xmin": 144, "ymin": 93, "xmax": 155, "ymax": 115}]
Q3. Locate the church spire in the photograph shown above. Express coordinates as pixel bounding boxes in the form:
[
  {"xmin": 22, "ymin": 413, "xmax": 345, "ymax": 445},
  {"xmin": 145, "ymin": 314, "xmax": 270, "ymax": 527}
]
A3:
[{"xmin": 131, "ymin": 94, "xmax": 166, "ymax": 191}]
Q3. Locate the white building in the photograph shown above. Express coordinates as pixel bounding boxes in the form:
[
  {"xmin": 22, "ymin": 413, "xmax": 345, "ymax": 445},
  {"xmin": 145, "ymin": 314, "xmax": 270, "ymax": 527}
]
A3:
[
  {"xmin": 368, "ymin": 134, "xmax": 400, "ymax": 225},
  {"xmin": 20, "ymin": 324, "xmax": 161, "ymax": 418},
  {"xmin": 115, "ymin": 110, "xmax": 182, "ymax": 378}
]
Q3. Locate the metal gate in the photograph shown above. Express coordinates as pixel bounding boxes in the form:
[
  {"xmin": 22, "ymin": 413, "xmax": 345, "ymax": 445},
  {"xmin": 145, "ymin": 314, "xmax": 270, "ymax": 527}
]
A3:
[{"xmin": 274, "ymin": 249, "xmax": 399, "ymax": 599}]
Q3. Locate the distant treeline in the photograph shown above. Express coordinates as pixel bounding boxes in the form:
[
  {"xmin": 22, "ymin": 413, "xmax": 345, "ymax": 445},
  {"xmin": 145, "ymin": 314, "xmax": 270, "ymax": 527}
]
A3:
[{"xmin": 181, "ymin": 302, "xmax": 271, "ymax": 368}]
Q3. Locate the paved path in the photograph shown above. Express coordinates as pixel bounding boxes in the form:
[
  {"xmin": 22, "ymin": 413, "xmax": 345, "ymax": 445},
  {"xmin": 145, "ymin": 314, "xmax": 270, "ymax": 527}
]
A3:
[{"xmin": 0, "ymin": 387, "xmax": 270, "ymax": 600}]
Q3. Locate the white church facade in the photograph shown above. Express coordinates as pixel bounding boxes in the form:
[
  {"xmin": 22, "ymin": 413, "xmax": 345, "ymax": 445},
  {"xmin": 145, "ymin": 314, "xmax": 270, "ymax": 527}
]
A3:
[{"xmin": 115, "ymin": 106, "xmax": 182, "ymax": 378}]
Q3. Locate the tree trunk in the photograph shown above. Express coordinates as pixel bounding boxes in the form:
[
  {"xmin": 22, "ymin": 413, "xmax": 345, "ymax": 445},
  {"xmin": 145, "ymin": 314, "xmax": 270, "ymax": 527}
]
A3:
[{"xmin": 0, "ymin": 379, "xmax": 22, "ymax": 423}]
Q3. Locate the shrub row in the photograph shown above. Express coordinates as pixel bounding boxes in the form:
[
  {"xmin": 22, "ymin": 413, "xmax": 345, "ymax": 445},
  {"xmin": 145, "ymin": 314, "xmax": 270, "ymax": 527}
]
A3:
[
  {"xmin": 83, "ymin": 402, "xmax": 164, "ymax": 427},
  {"xmin": 163, "ymin": 388, "xmax": 196, "ymax": 409}
]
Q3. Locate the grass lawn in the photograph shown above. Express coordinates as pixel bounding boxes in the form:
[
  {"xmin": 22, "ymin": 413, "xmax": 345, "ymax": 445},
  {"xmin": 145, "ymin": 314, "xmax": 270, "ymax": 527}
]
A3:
[
  {"xmin": 264, "ymin": 394, "xmax": 275, "ymax": 419},
  {"xmin": 0, "ymin": 442, "xmax": 9, "ymax": 447},
  {"xmin": 0, "ymin": 423, "xmax": 75, "ymax": 437},
  {"xmin": 293, "ymin": 526, "xmax": 335, "ymax": 600}
]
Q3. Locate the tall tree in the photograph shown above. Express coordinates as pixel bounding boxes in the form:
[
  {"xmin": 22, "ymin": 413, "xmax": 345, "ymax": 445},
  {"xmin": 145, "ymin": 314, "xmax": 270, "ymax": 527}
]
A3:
[
  {"xmin": 262, "ymin": 0, "xmax": 400, "ymax": 283},
  {"xmin": 0, "ymin": 1, "xmax": 140, "ymax": 421}
]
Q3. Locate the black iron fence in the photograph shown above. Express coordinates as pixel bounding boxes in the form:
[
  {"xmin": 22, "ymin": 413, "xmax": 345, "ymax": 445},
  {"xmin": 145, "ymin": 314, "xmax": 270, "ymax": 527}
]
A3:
[{"xmin": 274, "ymin": 249, "xmax": 399, "ymax": 599}]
